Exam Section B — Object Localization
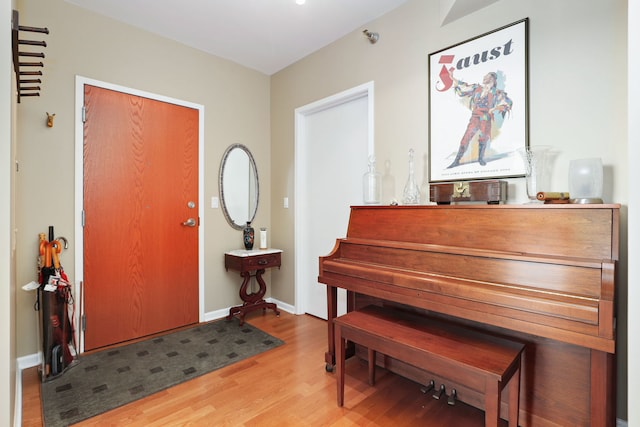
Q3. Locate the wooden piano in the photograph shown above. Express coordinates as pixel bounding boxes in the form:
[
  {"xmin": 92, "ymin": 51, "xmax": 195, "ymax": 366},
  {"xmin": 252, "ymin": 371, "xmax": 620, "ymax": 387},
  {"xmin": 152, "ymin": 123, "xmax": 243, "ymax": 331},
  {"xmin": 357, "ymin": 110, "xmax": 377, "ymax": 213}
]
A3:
[{"xmin": 318, "ymin": 204, "xmax": 619, "ymax": 426}]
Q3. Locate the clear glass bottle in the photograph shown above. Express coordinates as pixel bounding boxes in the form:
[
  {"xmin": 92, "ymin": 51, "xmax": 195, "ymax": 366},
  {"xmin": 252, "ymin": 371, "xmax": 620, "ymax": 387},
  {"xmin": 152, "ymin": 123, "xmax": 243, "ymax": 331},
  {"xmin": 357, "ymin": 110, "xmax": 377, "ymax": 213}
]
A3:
[
  {"xmin": 363, "ymin": 155, "xmax": 382, "ymax": 204},
  {"xmin": 402, "ymin": 148, "xmax": 420, "ymax": 204}
]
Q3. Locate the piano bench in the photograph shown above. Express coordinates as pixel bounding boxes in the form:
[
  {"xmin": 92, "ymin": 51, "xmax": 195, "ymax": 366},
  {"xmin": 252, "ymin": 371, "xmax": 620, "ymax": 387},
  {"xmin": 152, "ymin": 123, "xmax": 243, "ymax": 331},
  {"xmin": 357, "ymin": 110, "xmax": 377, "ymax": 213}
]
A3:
[{"xmin": 334, "ymin": 305, "xmax": 525, "ymax": 427}]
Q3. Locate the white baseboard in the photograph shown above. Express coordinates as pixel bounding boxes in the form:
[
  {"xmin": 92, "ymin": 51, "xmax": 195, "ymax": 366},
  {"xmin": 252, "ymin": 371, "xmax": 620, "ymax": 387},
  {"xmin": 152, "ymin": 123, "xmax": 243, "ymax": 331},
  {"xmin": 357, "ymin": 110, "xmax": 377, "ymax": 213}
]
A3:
[
  {"xmin": 202, "ymin": 299, "xmax": 295, "ymax": 323},
  {"xmin": 203, "ymin": 307, "xmax": 231, "ymax": 322},
  {"xmin": 267, "ymin": 297, "xmax": 295, "ymax": 315},
  {"xmin": 17, "ymin": 352, "xmax": 41, "ymax": 370}
]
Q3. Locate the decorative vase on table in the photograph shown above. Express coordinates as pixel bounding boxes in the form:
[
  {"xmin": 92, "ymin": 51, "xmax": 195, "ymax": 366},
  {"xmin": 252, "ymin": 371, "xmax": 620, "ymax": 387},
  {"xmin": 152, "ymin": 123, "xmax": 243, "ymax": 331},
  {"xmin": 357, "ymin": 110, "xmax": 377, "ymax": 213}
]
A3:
[{"xmin": 243, "ymin": 222, "xmax": 255, "ymax": 250}]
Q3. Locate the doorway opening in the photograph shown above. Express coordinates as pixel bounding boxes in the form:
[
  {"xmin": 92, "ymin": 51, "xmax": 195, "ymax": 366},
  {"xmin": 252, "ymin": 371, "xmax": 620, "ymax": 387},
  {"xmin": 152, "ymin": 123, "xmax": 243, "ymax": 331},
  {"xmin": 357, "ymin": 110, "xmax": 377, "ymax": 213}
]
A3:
[{"xmin": 293, "ymin": 82, "xmax": 374, "ymax": 318}]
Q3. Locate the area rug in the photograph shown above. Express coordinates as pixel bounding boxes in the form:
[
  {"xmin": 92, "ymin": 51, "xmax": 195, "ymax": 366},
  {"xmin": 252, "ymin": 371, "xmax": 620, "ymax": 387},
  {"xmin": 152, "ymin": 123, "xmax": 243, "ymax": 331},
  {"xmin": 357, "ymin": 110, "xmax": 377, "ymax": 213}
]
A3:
[{"xmin": 41, "ymin": 318, "xmax": 284, "ymax": 426}]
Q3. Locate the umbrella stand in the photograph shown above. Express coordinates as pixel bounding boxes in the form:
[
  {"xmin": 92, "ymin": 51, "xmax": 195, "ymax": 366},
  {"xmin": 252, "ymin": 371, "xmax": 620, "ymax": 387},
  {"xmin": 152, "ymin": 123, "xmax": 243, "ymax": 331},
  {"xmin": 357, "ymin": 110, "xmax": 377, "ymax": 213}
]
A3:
[{"xmin": 37, "ymin": 225, "xmax": 76, "ymax": 381}]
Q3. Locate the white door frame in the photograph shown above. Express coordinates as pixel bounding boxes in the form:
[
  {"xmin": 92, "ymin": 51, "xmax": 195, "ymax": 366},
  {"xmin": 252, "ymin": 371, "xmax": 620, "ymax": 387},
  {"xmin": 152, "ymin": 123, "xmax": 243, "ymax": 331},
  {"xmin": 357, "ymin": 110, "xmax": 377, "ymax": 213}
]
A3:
[
  {"xmin": 293, "ymin": 81, "xmax": 374, "ymax": 315},
  {"xmin": 73, "ymin": 76, "xmax": 205, "ymax": 352}
]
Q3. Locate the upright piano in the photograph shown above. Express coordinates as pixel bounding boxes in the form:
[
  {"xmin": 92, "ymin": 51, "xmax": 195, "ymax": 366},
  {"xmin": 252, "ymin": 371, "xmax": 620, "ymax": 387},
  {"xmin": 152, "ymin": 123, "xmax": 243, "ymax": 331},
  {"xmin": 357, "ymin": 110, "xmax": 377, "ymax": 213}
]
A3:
[{"xmin": 318, "ymin": 204, "xmax": 619, "ymax": 426}]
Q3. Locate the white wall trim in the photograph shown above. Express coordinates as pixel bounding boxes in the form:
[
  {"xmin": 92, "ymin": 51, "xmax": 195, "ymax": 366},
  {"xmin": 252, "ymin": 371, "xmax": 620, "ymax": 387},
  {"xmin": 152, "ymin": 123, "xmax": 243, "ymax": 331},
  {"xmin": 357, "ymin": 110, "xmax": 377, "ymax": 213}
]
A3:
[{"xmin": 13, "ymin": 373, "xmax": 21, "ymax": 427}]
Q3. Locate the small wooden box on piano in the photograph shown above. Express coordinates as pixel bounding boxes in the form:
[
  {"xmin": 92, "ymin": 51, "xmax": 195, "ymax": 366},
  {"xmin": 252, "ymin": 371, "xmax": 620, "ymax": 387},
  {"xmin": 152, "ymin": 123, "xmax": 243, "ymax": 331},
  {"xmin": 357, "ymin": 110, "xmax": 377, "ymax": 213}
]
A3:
[{"xmin": 430, "ymin": 179, "xmax": 507, "ymax": 204}]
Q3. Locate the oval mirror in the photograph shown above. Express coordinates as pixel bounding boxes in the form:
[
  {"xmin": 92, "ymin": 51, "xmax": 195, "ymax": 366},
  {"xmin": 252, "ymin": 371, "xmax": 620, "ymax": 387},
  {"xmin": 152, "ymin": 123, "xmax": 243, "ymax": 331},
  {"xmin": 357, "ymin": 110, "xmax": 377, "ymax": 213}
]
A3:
[{"xmin": 219, "ymin": 144, "xmax": 259, "ymax": 230}]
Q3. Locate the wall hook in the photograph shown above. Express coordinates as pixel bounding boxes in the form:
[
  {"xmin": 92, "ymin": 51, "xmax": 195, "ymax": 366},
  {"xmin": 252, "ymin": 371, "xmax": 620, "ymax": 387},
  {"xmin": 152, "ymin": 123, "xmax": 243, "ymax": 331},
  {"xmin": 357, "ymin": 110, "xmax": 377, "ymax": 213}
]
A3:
[{"xmin": 46, "ymin": 112, "xmax": 55, "ymax": 127}]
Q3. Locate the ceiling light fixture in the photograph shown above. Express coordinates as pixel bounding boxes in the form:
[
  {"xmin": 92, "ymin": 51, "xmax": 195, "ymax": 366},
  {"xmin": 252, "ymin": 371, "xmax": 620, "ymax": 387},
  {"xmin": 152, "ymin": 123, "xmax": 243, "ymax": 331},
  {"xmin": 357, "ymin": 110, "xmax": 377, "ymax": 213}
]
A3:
[{"xmin": 295, "ymin": 0, "xmax": 306, "ymax": 5}]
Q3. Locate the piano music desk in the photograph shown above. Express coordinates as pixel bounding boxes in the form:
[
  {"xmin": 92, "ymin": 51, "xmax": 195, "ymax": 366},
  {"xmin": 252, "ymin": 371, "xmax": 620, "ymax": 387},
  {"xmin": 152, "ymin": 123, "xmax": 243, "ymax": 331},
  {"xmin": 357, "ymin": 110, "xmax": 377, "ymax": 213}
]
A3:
[{"xmin": 335, "ymin": 305, "xmax": 524, "ymax": 427}]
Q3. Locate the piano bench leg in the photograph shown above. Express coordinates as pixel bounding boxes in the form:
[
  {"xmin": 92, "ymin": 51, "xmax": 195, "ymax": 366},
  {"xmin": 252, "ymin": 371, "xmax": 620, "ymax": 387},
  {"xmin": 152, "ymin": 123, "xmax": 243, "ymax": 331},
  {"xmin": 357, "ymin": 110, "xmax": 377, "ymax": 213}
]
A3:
[
  {"xmin": 336, "ymin": 324, "xmax": 345, "ymax": 407},
  {"xmin": 508, "ymin": 360, "xmax": 521, "ymax": 427}
]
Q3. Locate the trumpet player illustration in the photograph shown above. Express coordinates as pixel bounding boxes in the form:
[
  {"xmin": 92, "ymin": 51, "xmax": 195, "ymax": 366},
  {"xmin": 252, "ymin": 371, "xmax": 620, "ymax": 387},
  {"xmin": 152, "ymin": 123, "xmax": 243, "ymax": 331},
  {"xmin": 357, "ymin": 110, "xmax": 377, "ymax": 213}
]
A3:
[{"xmin": 446, "ymin": 69, "xmax": 513, "ymax": 169}]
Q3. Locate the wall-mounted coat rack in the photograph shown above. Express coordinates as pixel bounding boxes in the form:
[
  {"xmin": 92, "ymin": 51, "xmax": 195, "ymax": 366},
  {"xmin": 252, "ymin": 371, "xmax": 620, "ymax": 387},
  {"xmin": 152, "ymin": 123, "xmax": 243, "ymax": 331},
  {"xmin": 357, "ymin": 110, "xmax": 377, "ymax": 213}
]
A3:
[{"xmin": 11, "ymin": 10, "xmax": 49, "ymax": 103}]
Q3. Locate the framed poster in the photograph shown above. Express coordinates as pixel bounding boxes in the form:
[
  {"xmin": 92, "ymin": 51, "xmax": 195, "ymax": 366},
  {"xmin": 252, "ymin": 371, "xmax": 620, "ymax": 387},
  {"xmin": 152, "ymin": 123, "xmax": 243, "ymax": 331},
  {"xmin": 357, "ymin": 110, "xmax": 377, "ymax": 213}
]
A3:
[{"xmin": 428, "ymin": 18, "xmax": 529, "ymax": 182}]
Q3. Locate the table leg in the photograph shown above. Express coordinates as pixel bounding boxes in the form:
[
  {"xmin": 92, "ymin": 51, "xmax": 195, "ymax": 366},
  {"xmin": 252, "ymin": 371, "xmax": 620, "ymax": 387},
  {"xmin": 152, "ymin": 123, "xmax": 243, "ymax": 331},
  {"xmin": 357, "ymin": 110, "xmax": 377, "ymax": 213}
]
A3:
[{"xmin": 227, "ymin": 269, "xmax": 280, "ymax": 325}]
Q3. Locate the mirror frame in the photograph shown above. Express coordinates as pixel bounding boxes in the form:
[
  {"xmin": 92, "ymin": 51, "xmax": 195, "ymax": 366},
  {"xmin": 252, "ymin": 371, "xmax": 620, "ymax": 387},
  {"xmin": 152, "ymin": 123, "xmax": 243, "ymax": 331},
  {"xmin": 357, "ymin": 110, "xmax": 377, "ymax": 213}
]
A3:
[{"xmin": 218, "ymin": 143, "xmax": 259, "ymax": 230}]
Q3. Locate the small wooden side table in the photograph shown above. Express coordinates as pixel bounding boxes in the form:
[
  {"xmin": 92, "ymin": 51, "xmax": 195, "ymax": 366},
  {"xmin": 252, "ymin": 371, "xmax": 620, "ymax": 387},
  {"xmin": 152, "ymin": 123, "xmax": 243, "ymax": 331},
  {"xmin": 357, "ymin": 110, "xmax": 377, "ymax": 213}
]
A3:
[{"xmin": 224, "ymin": 249, "xmax": 282, "ymax": 325}]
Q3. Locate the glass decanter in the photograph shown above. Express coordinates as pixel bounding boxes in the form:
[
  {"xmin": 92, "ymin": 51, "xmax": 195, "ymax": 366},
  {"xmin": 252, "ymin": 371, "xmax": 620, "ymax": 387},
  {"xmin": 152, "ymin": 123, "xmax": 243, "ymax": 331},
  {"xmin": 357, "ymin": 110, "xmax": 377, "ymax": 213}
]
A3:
[
  {"xmin": 363, "ymin": 155, "xmax": 382, "ymax": 204},
  {"xmin": 402, "ymin": 148, "xmax": 420, "ymax": 204}
]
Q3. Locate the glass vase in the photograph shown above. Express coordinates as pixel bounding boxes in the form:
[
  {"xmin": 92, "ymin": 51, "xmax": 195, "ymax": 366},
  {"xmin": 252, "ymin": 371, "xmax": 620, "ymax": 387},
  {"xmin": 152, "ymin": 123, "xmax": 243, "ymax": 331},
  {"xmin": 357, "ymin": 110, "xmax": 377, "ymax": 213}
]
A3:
[{"xmin": 518, "ymin": 145, "xmax": 551, "ymax": 203}]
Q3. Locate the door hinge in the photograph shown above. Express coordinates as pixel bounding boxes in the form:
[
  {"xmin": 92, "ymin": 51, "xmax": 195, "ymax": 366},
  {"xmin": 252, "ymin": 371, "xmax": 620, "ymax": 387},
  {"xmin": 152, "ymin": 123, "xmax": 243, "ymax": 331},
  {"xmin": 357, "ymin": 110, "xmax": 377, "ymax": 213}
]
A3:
[
  {"xmin": 82, "ymin": 106, "xmax": 87, "ymax": 123},
  {"xmin": 81, "ymin": 314, "xmax": 87, "ymax": 331},
  {"xmin": 81, "ymin": 210, "xmax": 85, "ymax": 227}
]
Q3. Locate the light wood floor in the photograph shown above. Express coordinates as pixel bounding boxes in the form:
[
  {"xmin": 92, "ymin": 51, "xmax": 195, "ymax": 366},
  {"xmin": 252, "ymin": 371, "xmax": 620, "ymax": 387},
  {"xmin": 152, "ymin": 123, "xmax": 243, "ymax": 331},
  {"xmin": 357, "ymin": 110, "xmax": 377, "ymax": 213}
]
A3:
[{"xmin": 22, "ymin": 310, "xmax": 498, "ymax": 426}]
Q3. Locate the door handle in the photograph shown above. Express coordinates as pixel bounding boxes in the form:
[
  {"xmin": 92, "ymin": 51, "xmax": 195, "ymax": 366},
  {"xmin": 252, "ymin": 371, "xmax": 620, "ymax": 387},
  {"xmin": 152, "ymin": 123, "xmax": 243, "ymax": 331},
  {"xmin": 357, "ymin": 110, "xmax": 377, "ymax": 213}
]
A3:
[{"xmin": 182, "ymin": 218, "xmax": 197, "ymax": 227}]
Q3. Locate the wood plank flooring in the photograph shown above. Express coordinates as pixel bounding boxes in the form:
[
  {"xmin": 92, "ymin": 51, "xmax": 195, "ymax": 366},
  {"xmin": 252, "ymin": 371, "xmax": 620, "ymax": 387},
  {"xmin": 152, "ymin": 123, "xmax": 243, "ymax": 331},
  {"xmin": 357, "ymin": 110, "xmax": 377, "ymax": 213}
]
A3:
[{"xmin": 22, "ymin": 310, "xmax": 499, "ymax": 426}]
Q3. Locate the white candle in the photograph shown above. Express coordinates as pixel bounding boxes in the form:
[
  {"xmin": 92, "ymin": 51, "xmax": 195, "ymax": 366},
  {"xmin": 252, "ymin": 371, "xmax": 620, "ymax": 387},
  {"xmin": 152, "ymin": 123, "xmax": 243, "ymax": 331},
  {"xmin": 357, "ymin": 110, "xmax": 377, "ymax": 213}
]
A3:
[{"xmin": 259, "ymin": 228, "xmax": 267, "ymax": 249}]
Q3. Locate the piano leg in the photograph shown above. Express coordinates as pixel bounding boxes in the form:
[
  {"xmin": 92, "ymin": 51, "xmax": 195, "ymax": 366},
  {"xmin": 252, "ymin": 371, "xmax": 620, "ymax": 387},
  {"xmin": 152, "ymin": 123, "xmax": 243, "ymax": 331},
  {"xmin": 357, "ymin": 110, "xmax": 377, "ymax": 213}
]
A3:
[
  {"xmin": 591, "ymin": 349, "xmax": 616, "ymax": 427},
  {"xmin": 325, "ymin": 285, "xmax": 356, "ymax": 371},
  {"xmin": 325, "ymin": 285, "xmax": 338, "ymax": 371}
]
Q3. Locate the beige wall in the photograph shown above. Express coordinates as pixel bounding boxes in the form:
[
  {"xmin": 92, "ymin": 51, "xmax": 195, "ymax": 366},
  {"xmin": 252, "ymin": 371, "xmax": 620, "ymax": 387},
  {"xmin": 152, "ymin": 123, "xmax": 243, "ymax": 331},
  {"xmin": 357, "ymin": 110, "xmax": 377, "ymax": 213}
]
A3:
[
  {"xmin": 270, "ymin": 0, "xmax": 628, "ymax": 419},
  {"xmin": 14, "ymin": 0, "xmax": 272, "ymax": 360}
]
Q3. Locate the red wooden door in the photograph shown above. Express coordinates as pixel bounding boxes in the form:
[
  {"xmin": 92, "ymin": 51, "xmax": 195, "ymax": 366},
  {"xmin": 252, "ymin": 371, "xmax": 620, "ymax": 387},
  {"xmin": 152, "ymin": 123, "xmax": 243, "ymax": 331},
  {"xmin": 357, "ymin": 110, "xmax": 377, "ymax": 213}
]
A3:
[{"xmin": 83, "ymin": 85, "xmax": 199, "ymax": 350}]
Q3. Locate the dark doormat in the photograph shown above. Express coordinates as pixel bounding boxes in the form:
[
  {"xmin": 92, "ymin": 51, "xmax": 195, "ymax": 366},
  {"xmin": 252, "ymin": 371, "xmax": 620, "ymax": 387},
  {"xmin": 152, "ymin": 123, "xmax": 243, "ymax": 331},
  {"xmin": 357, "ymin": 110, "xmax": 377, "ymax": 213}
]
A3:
[{"xmin": 41, "ymin": 317, "xmax": 284, "ymax": 426}]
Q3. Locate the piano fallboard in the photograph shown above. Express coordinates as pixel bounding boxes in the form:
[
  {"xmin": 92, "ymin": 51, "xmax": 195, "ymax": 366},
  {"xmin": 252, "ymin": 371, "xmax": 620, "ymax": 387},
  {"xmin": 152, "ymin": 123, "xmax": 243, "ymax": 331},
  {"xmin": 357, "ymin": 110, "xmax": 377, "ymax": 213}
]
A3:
[{"xmin": 321, "ymin": 238, "xmax": 614, "ymax": 352}]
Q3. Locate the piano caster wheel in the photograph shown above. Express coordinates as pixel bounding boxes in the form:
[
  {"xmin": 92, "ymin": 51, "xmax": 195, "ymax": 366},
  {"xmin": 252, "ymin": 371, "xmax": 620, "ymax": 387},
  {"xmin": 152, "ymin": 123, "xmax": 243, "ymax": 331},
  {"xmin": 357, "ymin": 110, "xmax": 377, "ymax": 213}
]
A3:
[
  {"xmin": 433, "ymin": 384, "xmax": 446, "ymax": 400},
  {"xmin": 420, "ymin": 379, "xmax": 435, "ymax": 394},
  {"xmin": 325, "ymin": 363, "xmax": 335, "ymax": 373},
  {"xmin": 447, "ymin": 389, "xmax": 457, "ymax": 406}
]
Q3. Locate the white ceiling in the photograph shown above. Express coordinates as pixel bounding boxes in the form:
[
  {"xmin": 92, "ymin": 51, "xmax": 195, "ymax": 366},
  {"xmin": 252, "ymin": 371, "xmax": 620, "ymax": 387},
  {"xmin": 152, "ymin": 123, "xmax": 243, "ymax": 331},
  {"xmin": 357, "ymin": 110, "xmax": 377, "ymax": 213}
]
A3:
[
  {"xmin": 64, "ymin": 0, "xmax": 498, "ymax": 75},
  {"xmin": 64, "ymin": 0, "xmax": 411, "ymax": 75}
]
